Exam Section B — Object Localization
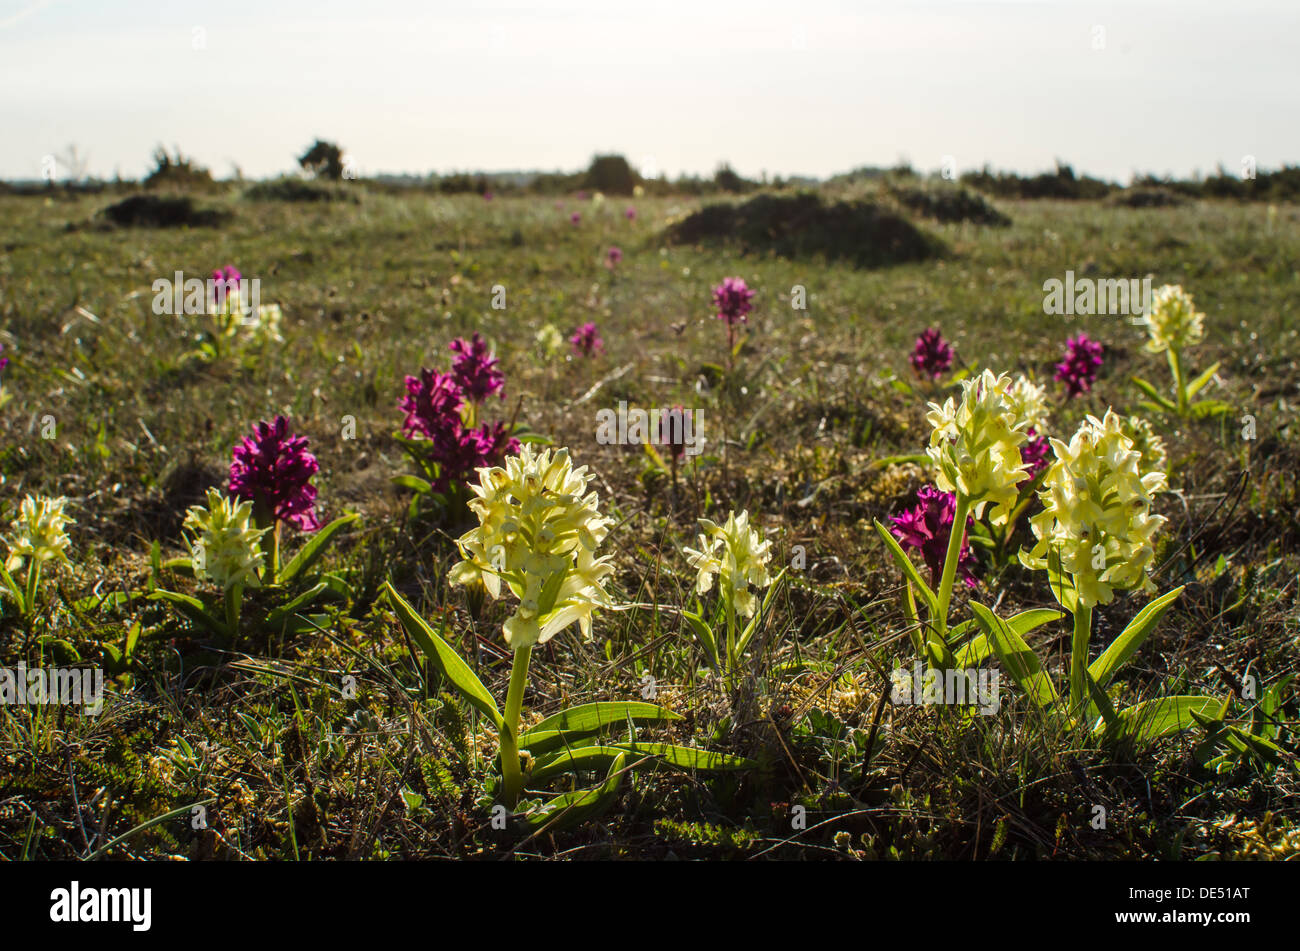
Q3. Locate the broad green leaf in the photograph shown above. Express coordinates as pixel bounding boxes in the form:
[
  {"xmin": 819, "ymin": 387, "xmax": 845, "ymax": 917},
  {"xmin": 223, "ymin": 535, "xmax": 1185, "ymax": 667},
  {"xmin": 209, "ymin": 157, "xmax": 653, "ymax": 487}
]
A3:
[
  {"xmin": 1084, "ymin": 669, "xmax": 1118, "ymax": 730},
  {"xmin": 955, "ymin": 608, "xmax": 1062, "ymax": 667},
  {"xmin": 530, "ymin": 745, "xmax": 625, "ymax": 783},
  {"xmin": 1130, "ymin": 376, "xmax": 1177, "ymax": 411},
  {"xmin": 382, "ymin": 581, "xmax": 502, "ymax": 728},
  {"xmin": 1189, "ymin": 399, "xmax": 1233, "ymax": 419},
  {"xmin": 160, "ymin": 556, "xmax": 195, "ymax": 577},
  {"xmin": 263, "ymin": 582, "xmax": 328, "ymax": 628},
  {"xmin": 874, "ymin": 519, "xmax": 939, "ymax": 616},
  {"xmin": 1101, "ymin": 695, "xmax": 1223, "ymax": 744},
  {"xmin": 520, "ymin": 701, "xmax": 680, "ymax": 746},
  {"xmin": 1089, "ymin": 586, "xmax": 1184, "ymax": 691},
  {"xmin": 524, "ymin": 752, "xmax": 627, "ymax": 832},
  {"xmin": 1185, "ymin": 361, "xmax": 1221, "ymax": 399},
  {"xmin": 682, "ymin": 610, "xmax": 719, "ymax": 668},
  {"xmin": 148, "ymin": 589, "xmax": 227, "ymax": 636},
  {"xmin": 946, "ymin": 618, "xmax": 977, "ymax": 644},
  {"xmin": 615, "ymin": 742, "xmax": 755, "ymax": 771},
  {"xmin": 970, "ymin": 602, "xmax": 1058, "ymax": 709},
  {"xmin": 391, "ymin": 474, "xmax": 433, "ymax": 494},
  {"xmin": 278, "ymin": 513, "xmax": 360, "ymax": 584}
]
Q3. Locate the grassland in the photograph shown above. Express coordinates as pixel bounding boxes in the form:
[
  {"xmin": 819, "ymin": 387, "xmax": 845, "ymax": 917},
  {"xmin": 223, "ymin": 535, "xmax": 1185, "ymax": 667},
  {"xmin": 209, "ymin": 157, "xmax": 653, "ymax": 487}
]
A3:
[{"xmin": 1, "ymin": 183, "xmax": 1297, "ymax": 860}]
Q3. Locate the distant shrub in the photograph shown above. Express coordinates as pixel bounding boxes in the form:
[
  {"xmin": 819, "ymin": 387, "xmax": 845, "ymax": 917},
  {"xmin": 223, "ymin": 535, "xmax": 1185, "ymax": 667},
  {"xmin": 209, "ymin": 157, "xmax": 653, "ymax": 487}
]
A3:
[
  {"xmin": 298, "ymin": 139, "xmax": 346, "ymax": 181},
  {"xmin": 961, "ymin": 162, "xmax": 1114, "ymax": 200},
  {"xmin": 583, "ymin": 154, "xmax": 639, "ymax": 195},
  {"xmin": 244, "ymin": 178, "xmax": 357, "ymax": 203},
  {"xmin": 887, "ymin": 182, "xmax": 1010, "ymax": 226},
  {"xmin": 143, "ymin": 146, "xmax": 215, "ymax": 190},
  {"xmin": 99, "ymin": 194, "xmax": 222, "ymax": 228},
  {"xmin": 713, "ymin": 163, "xmax": 756, "ymax": 194},
  {"xmin": 666, "ymin": 192, "xmax": 943, "ymax": 268},
  {"xmin": 1111, "ymin": 187, "xmax": 1189, "ymax": 209}
]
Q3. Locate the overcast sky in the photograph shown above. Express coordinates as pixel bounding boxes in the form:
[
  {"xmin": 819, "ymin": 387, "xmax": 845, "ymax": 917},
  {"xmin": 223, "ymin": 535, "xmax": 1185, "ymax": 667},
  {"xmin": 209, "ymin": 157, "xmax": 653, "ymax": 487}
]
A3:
[{"xmin": 2, "ymin": 0, "xmax": 1296, "ymax": 183}]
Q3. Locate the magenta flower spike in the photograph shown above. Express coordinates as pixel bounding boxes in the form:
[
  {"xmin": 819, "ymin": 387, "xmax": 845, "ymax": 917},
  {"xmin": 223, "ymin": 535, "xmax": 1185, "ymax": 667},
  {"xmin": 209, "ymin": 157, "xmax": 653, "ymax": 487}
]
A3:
[
  {"xmin": 1054, "ymin": 333, "xmax": 1104, "ymax": 398},
  {"xmin": 448, "ymin": 333, "xmax": 505, "ymax": 402},
  {"xmin": 229, "ymin": 415, "xmax": 321, "ymax": 532},
  {"xmin": 570, "ymin": 322, "xmax": 604, "ymax": 357},
  {"xmin": 889, "ymin": 485, "xmax": 977, "ymax": 589},
  {"xmin": 711, "ymin": 276, "xmax": 755, "ymax": 326},
  {"xmin": 909, "ymin": 328, "xmax": 953, "ymax": 381}
]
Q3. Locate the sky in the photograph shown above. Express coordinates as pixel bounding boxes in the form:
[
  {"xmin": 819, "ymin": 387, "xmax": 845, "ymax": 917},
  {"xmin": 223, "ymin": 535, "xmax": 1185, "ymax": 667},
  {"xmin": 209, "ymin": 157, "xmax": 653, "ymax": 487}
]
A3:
[{"xmin": 1, "ymin": 0, "xmax": 1297, "ymax": 184}]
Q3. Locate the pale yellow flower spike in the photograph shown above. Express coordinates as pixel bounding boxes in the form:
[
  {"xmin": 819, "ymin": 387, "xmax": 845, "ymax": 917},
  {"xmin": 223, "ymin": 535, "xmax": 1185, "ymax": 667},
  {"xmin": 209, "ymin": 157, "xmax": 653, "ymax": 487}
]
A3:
[
  {"xmin": 448, "ymin": 444, "xmax": 614, "ymax": 650},
  {"xmin": 683, "ymin": 509, "xmax": 773, "ymax": 619},
  {"xmin": 925, "ymin": 368, "xmax": 1031, "ymax": 526},
  {"xmin": 1024, "ymin": 410, "xmax": 1167, "ymax": 608},
  {"xmin": 183, "ymin": 488, "xmax": 268, "ymax": 591},
  {"xmin": 1143, "ymin": 284, "xmax": 1206, "ymax": 354},
  {"xmin": 5, "ymin": 494, "xmax": 75, "ymax": 572}
]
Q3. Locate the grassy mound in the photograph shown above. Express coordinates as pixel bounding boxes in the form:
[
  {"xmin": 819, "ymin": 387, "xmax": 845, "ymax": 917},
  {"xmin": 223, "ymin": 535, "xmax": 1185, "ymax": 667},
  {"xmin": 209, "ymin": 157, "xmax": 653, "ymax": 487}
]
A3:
[
  {"xmin": 98, "ymin": 194, "xmax": 223, "ymax": 228},
  {"xmin": 887, "ymin": 182, "xmax": 1011, "ymax": 226},
  {"xmin": 665, "ymin": 192, "xmax": 943, "ymax": 267}
]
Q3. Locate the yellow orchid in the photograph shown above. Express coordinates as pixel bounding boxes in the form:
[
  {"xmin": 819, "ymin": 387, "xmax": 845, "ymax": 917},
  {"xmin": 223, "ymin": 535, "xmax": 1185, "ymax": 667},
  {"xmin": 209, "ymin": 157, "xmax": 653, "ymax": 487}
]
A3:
[
  {"xmin": 1024, "ymin": 410, "xmax": 1167, "ymax": 609},
  {"xmin": 449, "ymin": 444, "xmax": 614, "ymax": 650},
  {"xmin": 183, "ymin": 488, "xmax": 268, "ymax": 591}
]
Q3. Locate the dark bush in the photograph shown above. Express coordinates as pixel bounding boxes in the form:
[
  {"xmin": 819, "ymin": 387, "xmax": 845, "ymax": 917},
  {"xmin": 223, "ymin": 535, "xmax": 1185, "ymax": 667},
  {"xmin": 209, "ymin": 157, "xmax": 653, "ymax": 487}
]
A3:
[
  {"xmin": 1111, "ymin": 187, "xmax": 1189, "ymax": 209},
  {"xmin": 298, "ymin": 139, "xmax": 346, "ymax": 181},
  {"xmin": 99, "ymin": 194, "xmax": 222, "ymax": 228},
  {"xmin": 582, "ymin": 154, "xmax": 639, "ymax": 195},
  {"xmin": 961, "ymin": 162, "xmax": 1114, "ymax": 200},
  {"xmin": 665, "ymin": 192, "xmax": 943, "ymax": 268},
  {"xmin": 244, "ymin": 178, "xmax": 357, "ymax": 203},
  {"xmin": 143, "ymin": 146, "xmax": 215, "ymax": 190}
]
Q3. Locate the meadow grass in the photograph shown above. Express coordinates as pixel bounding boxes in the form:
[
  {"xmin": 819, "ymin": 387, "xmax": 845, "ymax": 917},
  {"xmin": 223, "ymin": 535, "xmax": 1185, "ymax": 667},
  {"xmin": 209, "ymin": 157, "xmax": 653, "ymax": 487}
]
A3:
[{"xmin": 0, "ymin": 186, "xmax": 1296, "ymax": 859}]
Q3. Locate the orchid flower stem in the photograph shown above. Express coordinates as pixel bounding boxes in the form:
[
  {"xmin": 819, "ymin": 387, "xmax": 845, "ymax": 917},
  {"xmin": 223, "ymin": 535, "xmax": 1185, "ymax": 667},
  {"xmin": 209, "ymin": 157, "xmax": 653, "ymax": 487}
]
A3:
[
  {"xmin": 1168, "ymin": 347, "xmax": 1187, "ymax": 415},
  {"xmin": 24, "ymin": 562, "xmax": 41, "ymax": 618},
  {"xmin": 1070, "ymin": 602, "xmax": 1093, "ymax": 715},
  {"xmin": 725, "ymin": 591, "xmax": 737, "ymax": 685},
  {"xmin": 269, "ymin": 523, "xmax": 281, "ymax": 583},
  {"xmin": 499, "ymin": 644, "xmax": 533, "ymax": 810},
  {"xmin": 226, "ymin": 583, "xmax": 243, "ymax": 638},
  {"xmin": 934, "ymin": 494, "xmax": 971, "ymax": 640}
]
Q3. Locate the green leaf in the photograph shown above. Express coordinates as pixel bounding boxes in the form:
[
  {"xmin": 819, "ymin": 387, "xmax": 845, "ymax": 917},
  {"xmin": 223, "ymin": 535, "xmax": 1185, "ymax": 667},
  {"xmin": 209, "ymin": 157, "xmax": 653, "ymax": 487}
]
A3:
[
  {"xmin": 1130, "ymin": 376, "xmax": 1177, "ymax": 411},
  {"xmin": 523, "ymin": 752, "xmax": 627, "ymax": 833},
  {"xmin": 278, "ymin": 513, "xmax": 360, "ymax": 584},
  {"xmin": 615, "ymin": 742, "xmax": 755, "ymax": 771},
  {"xmin": 682, "ymin": 610, "xmax": 719, "ymax": 668},
  {"xmin": 736, "ymin": 568, "xmax": 787, "ymax": 657},
  {"xmin": 391, "ymin": 475, "xmax": 433, "ymax": 494},
  {"xmin": 529, "ymin": 745, "xmax": 625, "ymax": 783},
  {"xmin": 160, "ymin": 556, "xmax": 195, "ymax": 577},
  {"xmin": 520, "ymin": 701, "xmax": 680, "ymax": 748},
  {"xmin": 1101, "ymin": 695, "xmax": 1223, "ymax": 744},
  {"xmin": 970, "ymin": 601, "xmax": 1058, "ymax": 709},
  {"xmin": 1185, "ymin": 361, "xmax": 1221, "ymax": 399},
  {"xmin": 263, "ymin": 582, "xmax": 329, "ymax": 628},
  {"xmin": 955, "ymin": 608, "xmax": 1062, "ymax": 670},
  {"xmin": 382, "ymin": 581, "xmax": 502, "ymax": 728},
  {"xmin": 874, "ymin": 519, "xmax": 939, "ymax": 617},
  {"xmin": 147, "ymin": 589, "xmax": 227, "ymax": 636},
  {"xmin": 1089, "ymin": 586, "xmax": 1184, "ymax": 692},
  {"xmin": 1188, "ymin": 399, "xmax": 1233, "ymax": 419}
]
